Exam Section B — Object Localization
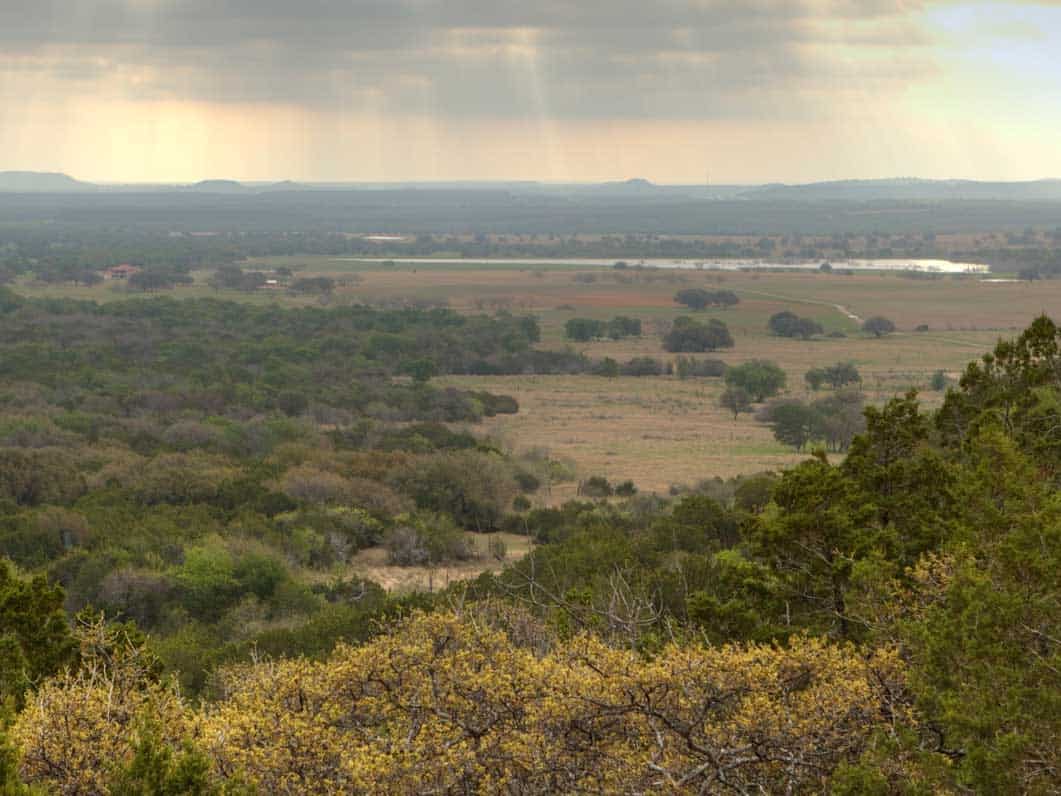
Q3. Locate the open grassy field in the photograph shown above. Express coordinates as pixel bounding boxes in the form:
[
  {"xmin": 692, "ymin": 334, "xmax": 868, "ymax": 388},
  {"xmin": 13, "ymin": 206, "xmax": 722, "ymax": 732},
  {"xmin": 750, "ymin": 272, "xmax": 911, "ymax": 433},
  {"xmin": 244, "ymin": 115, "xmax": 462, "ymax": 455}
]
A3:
[
  {"xmin": 388, "ymin": 265, "xmax": 1048, "ymax": 494},
  {"xmin": 16, "ymin": 260, "xmax": 1056, "ymax": 497},
  {"xmin": 437, "ymin": 374, "xmax": 806, "ymax": 500}
]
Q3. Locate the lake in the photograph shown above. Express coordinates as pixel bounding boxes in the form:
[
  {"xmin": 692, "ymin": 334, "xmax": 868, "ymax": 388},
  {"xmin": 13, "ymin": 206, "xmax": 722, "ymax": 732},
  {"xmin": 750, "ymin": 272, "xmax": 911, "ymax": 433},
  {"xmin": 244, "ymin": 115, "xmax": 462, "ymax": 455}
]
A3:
[{"xmin": 337, "ymin": 257, "xmax": 989, "ymax": 273}]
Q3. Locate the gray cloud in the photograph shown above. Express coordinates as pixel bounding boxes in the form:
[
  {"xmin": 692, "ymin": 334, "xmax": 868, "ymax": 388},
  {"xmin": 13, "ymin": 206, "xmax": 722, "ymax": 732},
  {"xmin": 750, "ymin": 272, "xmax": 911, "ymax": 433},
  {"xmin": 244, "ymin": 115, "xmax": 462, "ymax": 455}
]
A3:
[{"xmin": 0, "ymin": 1, "xmax": 943, "ymax": 119}]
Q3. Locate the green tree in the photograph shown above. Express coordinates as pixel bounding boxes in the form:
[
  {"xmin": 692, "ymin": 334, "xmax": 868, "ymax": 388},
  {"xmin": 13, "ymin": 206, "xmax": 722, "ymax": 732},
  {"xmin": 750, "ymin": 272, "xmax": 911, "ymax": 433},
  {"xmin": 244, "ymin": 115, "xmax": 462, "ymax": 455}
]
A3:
[
  {"xmin": 719, "ymin": 387, "xmax": 752, "ymax": 419},
  {"xmin": 749, "ymin": 455, "xmax": 874, "ymax": 638},
  {"xmin": 606, "ymin": 316, "xmax": 642, "ymax": 339},
  {"xmin": 898, "ymin": 430, "xmax": 1061, "ymax": 793},
  {"xmin": 810, "ymin": 390, "xmax": 865, "ymax": 453},
  {"xmin": 764, "ymin": 401, "xmax": 817, "ymax": 451},
  {"xmin": 769, "ymin": 311, "xmax": 822, "ymax": 339},
  {"xmin": 805, "ymin": 367, "xmax": 826, "ymax": 391},
  {"xmin": 862, "ymin": 316, "xmax": 896, "ymax": 338},
  {"xmin": 674, "ymin": 288, "xmax": 711, "ymax": 310},
  {"xmin": 593, "ymin": 357, "xmax": 620, "ymax": 377},
  {"xmin": 822, "ymin": 361, "xmax": 861, "ymax": 389},
  {"xmin": 107, "ymin": 719, "xmax": 225, "ymax": 796},
  {"xmin": 842, "ymin": 391, "xmax": 956, "ymax": 559},
  {"xmin": 725, "ymin": 360, "xmax": 786, "ymax": 402},
  {"xmin": 400, "ymin": 358, "xmax": 438, "ymax": 383},
  {"xmin": 564, "ymin": 318, "xmax": 605, "ymax": 342},
  {"xmin": 0, "ymin": 562, "xmax": 76, "ymax": 705},
  {"xmin": 0, "ymin": 703, "xmax": 33, "ymax": 795},
  {"xmin": 663, "ymin": 317, "xmax": 734, "ymax": 353}
]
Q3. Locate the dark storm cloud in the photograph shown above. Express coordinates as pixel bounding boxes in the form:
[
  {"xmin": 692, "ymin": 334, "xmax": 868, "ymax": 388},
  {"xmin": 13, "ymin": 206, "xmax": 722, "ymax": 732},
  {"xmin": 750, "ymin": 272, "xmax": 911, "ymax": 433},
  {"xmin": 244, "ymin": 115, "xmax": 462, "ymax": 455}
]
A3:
[{"xmin": 0, "ymin": 1, "xmax": 939, "ymax": 119}]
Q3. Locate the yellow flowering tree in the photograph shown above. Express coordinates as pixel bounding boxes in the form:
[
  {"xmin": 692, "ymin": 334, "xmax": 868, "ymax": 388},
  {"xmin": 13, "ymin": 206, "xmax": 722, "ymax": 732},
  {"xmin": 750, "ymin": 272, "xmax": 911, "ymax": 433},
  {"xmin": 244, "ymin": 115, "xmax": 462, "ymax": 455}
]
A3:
[
  {"xmin": 201, "ymin": 611, "xmax": 907, "ymax": 794},
  {"xmin": 13, "ymin": 610, "xmax": 909, "ymax": 794},
  {"xmin": 12, "ymin": 618, "xmax": 195, "ymax": 794}
]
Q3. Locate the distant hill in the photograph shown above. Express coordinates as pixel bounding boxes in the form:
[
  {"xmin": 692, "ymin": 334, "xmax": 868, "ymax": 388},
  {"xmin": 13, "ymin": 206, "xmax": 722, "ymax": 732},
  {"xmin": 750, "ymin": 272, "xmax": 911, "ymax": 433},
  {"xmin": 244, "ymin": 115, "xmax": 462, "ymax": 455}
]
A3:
[
  {"xmin": 189, "ymin": 179, "xmax": 246, "ymax": 193},
  {"xmin": 586, "ymin": 178, "xmax": 662, "ymax": 195},
  {"xmin": 0, "ymin": 171, "xmax": 95, "ymax": 192},
  {"xmin": 259, "ymin": 180, "xmax": 309, "ymax": 192},
  {"xmin": 739, "ymin": 178, "xmax": 1061, "ymax": 201}
]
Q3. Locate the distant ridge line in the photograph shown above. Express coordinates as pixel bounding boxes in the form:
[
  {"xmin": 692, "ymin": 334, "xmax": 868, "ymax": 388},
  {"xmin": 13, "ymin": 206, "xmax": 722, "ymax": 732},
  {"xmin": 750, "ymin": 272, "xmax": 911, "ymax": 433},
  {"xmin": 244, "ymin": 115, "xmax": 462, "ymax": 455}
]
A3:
[{"xmin": 2, "ymin": 171, "xmax": 1061, "ymax": 200}]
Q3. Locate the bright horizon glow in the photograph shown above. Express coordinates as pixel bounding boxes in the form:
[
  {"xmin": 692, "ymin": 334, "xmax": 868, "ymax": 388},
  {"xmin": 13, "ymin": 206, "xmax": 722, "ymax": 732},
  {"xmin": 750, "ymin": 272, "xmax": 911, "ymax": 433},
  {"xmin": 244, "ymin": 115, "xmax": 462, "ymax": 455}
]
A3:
[{"xmin": 2, "ymin": 1, "xmax": 1060, "ymax": 184}]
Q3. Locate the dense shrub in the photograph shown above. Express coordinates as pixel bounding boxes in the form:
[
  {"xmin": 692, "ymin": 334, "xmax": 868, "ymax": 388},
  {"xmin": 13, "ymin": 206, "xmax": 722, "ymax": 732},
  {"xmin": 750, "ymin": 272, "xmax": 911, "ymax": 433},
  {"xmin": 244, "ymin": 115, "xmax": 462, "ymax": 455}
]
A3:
[
  {"xmin": 674, "ymin": 288, "xmax": 739, "ymax": 310},
  {"xmin": 384, "ymin": 514, "xmax": 473, "ymax": 566},
  {"xmin": 675, "ymin": 357, "xmax": 727, "ymax": 379},
  {"xmin": 663, "ymin": 317, "xmax": 734, "ymax": 353},
  {"xmin": 862, "ymin": 316, "xmax": 896, "ymax": 337},
  {"xmin": 768, "ymin": 311, "xmax": 823, "ymax": 339},
  {"xmin": 805, "ymin": 361, "xmax": 861, "ymax": 391},
  {"xmin": 389, "ymin": 451, "xmax": 517, "ymax": 531}
]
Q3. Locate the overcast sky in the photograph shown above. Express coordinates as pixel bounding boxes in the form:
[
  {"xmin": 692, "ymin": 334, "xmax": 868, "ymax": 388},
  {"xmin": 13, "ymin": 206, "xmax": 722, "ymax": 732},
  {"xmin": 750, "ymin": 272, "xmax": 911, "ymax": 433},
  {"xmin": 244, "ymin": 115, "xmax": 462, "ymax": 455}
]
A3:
[{"xmin": 1, "ymin": 0, "xmax": 1060, "ymax": 183}]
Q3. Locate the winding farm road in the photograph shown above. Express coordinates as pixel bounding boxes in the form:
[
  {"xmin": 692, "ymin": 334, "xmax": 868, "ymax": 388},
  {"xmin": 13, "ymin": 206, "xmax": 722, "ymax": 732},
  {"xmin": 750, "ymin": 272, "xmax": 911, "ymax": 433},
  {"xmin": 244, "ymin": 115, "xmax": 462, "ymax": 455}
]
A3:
[{"xmin": 735, "ymin": 287, "xmax": 864, "ymax": 324}]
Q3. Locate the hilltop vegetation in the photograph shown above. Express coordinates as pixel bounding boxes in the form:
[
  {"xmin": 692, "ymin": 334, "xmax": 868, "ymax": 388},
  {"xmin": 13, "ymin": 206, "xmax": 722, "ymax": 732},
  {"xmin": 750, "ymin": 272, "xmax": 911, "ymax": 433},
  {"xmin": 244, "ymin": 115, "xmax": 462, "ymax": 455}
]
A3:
[
  {"xmin": 1, "ymin": 223, "xmax": 1060, "ymax": 793},
  {"xmin": 0, "ymin": 288, "xmax": 558, "ymax": 691},
  {"xmin": 0, "ymin": 277, "xmax": 1057, "ymax": 791}
]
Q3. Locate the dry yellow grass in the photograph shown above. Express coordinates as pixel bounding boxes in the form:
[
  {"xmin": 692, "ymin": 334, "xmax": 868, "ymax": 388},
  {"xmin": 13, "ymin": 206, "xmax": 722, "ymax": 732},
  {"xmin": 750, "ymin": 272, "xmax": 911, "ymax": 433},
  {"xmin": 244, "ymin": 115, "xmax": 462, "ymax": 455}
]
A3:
[
  {"xmin": 331, "ymin": 265, "xmax": 1061, "ymax": 335},
  {"xmin": 21, "ymin": 262, "xmax": 1044, "ymax": 500},
  {"xmin": 347, "ymin": 532, "xmax": 533, "ymax": 593},
  {"xmin": 439, "ymin": 374, "xmax": 806, "ymax": 499},
  {"xmin": 297, "ymin": 263, "xmax": 1047, "ymax": 496}
]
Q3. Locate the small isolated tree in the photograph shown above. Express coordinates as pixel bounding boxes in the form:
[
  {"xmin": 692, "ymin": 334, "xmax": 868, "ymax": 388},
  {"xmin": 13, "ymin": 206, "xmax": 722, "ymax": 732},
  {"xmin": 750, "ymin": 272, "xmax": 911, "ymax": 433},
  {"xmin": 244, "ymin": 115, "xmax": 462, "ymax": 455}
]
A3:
[
  {"xmin": 674, "ymin": 288, "xmax": 710, "ymax": 310},
  {"xmin": 822, "ymin": 361, "xmax": 861, "ymax": 390},
  {"xmin": 929, "ymin": 370, "xmax": 948, "ymax": 391},
  {"xmin": 663, "ymin": 317, "xmax": 734, "ymax": 353},
  {"xmin": 768, "ymin": 311, "xmax": 823, "ymax": 340},
  {"xmin": 725, "ymin": 360, "xmax": 786, "ymax": 402},
  {"xmin": 862, "ymin": 316, "xmax": 896, "ymax": 338},
  {"xmin": 719, "ymin": 387, "xmax": 752, "ymax": 420},
  {"xmin": 580, "ymin": 476, "xmax": 613, "ymax": 498}
]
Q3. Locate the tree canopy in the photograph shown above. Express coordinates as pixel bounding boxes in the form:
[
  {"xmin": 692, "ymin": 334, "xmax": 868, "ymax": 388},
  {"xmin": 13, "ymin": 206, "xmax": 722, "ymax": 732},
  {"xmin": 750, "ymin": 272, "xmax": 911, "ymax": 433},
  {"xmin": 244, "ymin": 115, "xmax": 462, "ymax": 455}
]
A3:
[
  {"xmin": 769, "ymin": 310, "xmax": 823, "ymax": 339},
  {"xmin": 674, "ymin": 288, "xmax": 739, "ymax": 311},
  {"xmin": 862, "ymin": 316, "xmax": 896, "ymax": 337},
  {"xmin": 663, "ymin": 317, "xmax": 734, "ymax": 353},
  {"xmin": 724, "ymin": 359, "xmax": 787, "ymax": 402}
]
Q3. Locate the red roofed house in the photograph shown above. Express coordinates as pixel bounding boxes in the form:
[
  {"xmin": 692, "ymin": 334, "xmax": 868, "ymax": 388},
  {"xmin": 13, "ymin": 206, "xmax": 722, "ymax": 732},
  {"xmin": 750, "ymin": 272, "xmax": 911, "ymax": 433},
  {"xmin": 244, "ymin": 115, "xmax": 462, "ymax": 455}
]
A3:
[{"xmin": 103, "ymin": 264, "xmax": 142, "ymax": 280}]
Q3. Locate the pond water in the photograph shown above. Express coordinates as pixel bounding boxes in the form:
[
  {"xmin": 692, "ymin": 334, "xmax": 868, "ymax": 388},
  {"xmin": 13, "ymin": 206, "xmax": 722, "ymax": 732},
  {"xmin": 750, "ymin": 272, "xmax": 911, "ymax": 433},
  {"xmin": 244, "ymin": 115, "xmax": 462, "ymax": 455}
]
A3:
[{"xmin": 338, "ymin": 257, "xmax": 989, "ymax": 273}]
